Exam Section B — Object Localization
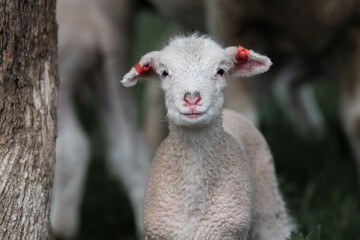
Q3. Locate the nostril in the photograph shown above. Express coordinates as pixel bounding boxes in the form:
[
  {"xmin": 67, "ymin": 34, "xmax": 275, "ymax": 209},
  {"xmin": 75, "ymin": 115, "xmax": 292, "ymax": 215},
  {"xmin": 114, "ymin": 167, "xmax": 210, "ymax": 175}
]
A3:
[
  {"xmin": 193, "ymin": 96, "xmax": 201, "ymax": 105},
  {"xmin": 184, "ymin": 96, "xmax": 201, "ymax": 106}
]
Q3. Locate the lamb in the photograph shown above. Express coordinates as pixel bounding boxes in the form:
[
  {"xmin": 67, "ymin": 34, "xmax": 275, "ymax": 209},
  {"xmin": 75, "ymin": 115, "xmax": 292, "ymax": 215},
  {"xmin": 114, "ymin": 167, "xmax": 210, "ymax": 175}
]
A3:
[{"xmin": 121, "ymin": 35, "xmax": 290, "ymax": 239}]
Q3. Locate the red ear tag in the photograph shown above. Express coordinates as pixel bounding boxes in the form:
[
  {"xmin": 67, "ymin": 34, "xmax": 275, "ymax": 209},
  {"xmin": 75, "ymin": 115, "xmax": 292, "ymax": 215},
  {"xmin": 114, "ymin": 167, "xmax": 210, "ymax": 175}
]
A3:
[
  {"xmin": 134, "ymin": 61, "xmax": 151, "ymax": 74},
  {"xmin": 236, "ymin": 46, "xmax": 249, "ymax": 63}
]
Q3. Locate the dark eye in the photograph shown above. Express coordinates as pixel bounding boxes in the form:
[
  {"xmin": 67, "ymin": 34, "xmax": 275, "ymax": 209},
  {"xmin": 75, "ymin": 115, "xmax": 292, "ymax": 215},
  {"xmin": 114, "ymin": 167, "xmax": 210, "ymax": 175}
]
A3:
[
  {"xmin": 217, "ymin": 69, "xmax": 225, "ymax": 76},
  {"xmin": 162, "ymin": 71, "xmax": 169, "ymax": 77}
]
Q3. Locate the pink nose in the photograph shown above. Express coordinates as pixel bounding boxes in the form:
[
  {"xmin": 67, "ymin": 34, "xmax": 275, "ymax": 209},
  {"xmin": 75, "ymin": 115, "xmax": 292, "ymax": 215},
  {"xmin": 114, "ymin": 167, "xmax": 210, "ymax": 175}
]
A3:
[{"xmin": 184, "ymin": 96, "xmax": 201, "ymax": 106}]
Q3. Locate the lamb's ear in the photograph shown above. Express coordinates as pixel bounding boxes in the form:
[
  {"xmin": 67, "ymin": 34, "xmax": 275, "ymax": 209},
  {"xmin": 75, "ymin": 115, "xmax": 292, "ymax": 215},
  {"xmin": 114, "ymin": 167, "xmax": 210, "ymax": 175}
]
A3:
[
  {"xmin": 121, "ymin": 51, "xmax": 160, "ymax": 87},
  {"xmin": 225, "ymin": 46, "xmax": 272, "ymax": 77}
]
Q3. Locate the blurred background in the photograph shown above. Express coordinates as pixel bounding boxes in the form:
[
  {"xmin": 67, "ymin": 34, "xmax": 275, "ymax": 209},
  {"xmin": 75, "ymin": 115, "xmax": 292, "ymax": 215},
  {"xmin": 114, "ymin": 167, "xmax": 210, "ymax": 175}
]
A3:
[{"xmin": 53, "ymin": 0, "xmax": 360, "ymax": 239}]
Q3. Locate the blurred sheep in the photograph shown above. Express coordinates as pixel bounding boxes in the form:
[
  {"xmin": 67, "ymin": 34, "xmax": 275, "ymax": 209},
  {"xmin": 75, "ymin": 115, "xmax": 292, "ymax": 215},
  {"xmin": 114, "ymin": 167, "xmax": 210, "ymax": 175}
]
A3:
[
  {"xmin": 205, "ymin": 0, "xmax": 360, "ymax": 177},
  {"xmin": 51, "ymin": 0, "xmax": 150, "ymax": 238}
]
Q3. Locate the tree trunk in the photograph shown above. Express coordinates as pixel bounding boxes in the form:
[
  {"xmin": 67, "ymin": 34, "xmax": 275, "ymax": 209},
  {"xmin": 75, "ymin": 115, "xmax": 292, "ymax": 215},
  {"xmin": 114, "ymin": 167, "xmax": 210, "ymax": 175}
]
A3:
[{"xmin": 0, "ymin": 1, "xmax": 58, "ymax": 239}]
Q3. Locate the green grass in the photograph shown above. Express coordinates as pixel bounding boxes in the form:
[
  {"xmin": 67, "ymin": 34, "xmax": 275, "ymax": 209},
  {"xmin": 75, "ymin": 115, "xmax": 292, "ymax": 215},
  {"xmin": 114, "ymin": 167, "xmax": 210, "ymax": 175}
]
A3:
[{"xmin": 288, "ymin": 227, "xmax": 321, "ymax": 240}]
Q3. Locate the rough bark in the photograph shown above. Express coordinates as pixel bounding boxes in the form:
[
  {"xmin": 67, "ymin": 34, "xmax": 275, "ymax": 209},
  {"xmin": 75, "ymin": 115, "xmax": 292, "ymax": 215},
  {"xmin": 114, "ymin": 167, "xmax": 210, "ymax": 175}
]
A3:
[{"xmin": 0, "ymin": 0, "xmax": 58, "ymax": 239}]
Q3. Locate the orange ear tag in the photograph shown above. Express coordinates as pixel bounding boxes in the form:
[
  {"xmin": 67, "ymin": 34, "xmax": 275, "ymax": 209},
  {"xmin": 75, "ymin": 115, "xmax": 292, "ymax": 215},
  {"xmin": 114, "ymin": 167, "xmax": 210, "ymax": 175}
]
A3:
[
  {"xmin": 134, "ymin": 61, "xmax": 151, "ymax": 74},
  {"xmin": 236, "ymin": 46, "xmax": 249, "ymax": 63}
]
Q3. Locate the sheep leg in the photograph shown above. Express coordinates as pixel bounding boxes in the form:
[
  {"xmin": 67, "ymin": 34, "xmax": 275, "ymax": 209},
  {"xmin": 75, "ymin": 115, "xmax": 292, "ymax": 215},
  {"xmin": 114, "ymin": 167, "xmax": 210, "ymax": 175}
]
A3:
[
  {"xmin": 91, "ymin": 2, "xmax": 151, "ymax": 235},
  {"xmin": 340, "ymin": 27, "xmax": 360, "ymax": 183},
  {"xmin": 99, "ymin": 52, "xmax": 151, "ymax": 238},
  {"xmin": 274, "ymin": 58, "xmax": 325, "ymax": 137},
  {"xmin": 51, "ymin": 48, "xmax": 93, "ymax": 239}
]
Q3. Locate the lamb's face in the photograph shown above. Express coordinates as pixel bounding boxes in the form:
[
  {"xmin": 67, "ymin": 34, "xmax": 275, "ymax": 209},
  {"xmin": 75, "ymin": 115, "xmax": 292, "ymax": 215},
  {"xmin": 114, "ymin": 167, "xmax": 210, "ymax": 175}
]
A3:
[
  {"xmin": 155, "ymin": 39, "xmax": 232, "ymax": 128},
  {"xmin": 121, "ymin": 35, "xmax": 272, "ymax": 128}
]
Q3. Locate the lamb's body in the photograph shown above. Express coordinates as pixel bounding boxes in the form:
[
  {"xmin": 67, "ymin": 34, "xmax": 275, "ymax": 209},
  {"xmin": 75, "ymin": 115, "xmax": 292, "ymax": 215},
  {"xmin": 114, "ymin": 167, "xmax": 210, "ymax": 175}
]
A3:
[
  {"xmin": 145, "ymin": 112, "xmax": 250, "ymax": 239},
  {"xmin": 144, "ymin": 109, "xmax": 288, "ymax": 239},
  {"xmin": 223, "ymin": 110, "xmax": 289, "ymax": 239}
]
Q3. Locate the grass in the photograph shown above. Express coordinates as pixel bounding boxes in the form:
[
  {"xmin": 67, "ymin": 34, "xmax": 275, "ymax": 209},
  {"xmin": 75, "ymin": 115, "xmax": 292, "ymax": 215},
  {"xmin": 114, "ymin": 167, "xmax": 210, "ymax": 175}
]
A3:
[{"xmin": 288, "ymin": 227, "xmax": 321, "ymax": 240}]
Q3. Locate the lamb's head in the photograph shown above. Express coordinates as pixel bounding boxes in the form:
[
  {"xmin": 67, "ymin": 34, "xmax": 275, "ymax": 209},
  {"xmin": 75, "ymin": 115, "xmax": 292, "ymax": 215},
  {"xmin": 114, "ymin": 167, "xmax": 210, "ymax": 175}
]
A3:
[{"xmin": 121, "ymin": 35, "xmax": 272, "ymax": 128}]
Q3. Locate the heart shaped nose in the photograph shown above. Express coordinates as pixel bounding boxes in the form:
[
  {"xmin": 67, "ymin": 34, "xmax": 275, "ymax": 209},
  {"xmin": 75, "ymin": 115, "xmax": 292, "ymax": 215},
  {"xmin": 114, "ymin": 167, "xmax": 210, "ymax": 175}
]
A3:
[{"xmin": 184, "ymin": 91, "xmax": 201, "ymax": 106}]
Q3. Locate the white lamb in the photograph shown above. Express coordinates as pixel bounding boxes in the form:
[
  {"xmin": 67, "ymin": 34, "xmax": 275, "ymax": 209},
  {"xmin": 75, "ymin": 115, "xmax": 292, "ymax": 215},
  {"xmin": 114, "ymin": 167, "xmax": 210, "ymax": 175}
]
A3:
[{"xmin": 121, "ymin": 35, "xmax": 291, "ymax": 239}]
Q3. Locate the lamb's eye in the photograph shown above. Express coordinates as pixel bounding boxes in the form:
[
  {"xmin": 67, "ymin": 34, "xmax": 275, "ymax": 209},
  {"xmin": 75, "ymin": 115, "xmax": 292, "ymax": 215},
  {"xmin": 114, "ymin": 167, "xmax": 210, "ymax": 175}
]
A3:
[
  {"xmin": 217, "ymin": 69, "xmax": 225, "ymax": 76},
  {"xmin": 162, "ymin": 71, "xmax": 169, "ymax": 77}
]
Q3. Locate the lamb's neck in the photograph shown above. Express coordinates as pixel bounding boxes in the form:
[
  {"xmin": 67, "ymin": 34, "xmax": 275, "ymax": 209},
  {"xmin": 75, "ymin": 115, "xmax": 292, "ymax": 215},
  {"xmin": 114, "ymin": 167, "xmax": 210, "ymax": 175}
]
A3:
[{"xmin": 168, "ymin": 116, "xmax": 226, "ymax": 162}]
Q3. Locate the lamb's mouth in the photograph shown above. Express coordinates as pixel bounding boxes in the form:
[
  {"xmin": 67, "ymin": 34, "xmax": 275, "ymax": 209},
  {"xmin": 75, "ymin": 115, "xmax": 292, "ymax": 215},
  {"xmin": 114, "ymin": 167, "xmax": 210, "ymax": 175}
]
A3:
[{"xmin": 182, "ymin": 111, "xmax": 206, "ymax": 119}]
